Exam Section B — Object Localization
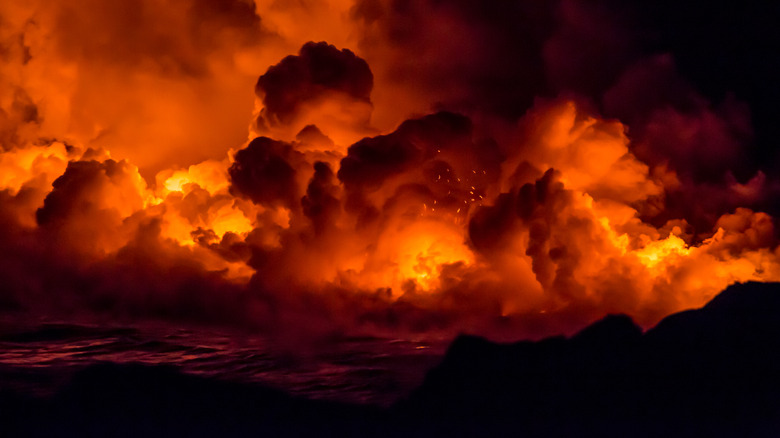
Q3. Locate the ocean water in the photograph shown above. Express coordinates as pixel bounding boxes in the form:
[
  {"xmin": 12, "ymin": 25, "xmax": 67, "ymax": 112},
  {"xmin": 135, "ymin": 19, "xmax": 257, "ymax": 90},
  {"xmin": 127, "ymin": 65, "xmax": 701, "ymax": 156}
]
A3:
[{"xmin": 0, "ymin": 321, "xmax": 447, "ymax": 406}]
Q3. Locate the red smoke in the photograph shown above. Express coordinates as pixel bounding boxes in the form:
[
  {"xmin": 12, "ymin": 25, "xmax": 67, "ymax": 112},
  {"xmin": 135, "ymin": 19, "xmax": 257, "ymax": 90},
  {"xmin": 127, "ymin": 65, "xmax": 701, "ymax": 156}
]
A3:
[{"xmin": 1, "ymin": 0, "xmax": 779, "ymax": 341}]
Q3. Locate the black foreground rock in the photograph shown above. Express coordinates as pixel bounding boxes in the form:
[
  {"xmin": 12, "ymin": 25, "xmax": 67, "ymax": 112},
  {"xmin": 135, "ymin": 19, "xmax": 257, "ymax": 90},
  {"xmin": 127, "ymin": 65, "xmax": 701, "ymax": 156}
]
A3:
[{"xmin": 3, "ymin": 282, "xmax": 780, "ymax": 437}]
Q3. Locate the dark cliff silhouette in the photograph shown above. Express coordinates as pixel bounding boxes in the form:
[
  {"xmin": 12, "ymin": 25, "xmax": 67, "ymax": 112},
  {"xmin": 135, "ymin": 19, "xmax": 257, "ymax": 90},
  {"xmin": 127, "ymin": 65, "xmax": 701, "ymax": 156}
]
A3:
[
  {"xmin": 397, "ymin": 281, "xmax": 780, "ymax": 436},
  {"xmin": 3, "ymin": 281, "xmax": 780, "ymax": 437}
]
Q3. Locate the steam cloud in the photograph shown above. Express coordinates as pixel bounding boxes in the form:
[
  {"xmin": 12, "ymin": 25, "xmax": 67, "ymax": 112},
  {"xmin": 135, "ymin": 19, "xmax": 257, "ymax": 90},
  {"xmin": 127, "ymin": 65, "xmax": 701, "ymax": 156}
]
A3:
[{"xmin": 1, "ymin": 0, "xmax": 780, "ymax": 341}]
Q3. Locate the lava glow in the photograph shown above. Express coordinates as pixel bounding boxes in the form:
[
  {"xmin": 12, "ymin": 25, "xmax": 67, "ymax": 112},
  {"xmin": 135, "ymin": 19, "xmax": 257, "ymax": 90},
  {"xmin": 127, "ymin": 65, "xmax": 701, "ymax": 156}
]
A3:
[
  {"xmin": 377, "ymin": 220, "xmax": 474, "ymax": 294},
  {"xmin": 1, "ymin": 0, "xmax": 780, "ymax": 340}
]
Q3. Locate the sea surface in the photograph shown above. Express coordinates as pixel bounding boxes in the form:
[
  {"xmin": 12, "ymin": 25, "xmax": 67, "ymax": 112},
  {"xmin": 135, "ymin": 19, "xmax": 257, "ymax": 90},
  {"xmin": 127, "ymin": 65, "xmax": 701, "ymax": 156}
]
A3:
[{"xmin": 0, "ymin": 320, "xmax": 447, "ymax": 406}]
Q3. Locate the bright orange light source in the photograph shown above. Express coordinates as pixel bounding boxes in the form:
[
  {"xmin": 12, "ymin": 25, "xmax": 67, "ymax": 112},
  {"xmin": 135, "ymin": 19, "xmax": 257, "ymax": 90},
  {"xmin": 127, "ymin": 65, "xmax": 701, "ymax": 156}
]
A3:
[
  {"xmin": 635, "ymin": 234, "xmax": 690, "ymax": 269},
  {"xmin": 389, "ymin": 220, "xmax": 475, "ymax": 292},
  {"xmin": 164, "ymin": 173, "xmax": 191, "ymax": 193}
]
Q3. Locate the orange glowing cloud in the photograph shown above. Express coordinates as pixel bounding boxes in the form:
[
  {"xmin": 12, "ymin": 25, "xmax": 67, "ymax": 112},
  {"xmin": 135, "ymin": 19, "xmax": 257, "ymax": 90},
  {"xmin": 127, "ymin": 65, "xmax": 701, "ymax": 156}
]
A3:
[{"xmin": 1, "ymin": 0, "xmax": 779, "ymax": 342}]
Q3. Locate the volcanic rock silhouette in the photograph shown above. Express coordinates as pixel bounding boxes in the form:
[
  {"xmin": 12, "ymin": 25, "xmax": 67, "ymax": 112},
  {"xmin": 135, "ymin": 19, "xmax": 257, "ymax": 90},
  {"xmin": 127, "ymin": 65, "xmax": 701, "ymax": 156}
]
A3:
[
  {"xmin": 398, "ymin": 281, "xmax": 780, "ymax": 436},
  {"xmin": 3, "ymin": 281, "xmax": 780, "ymax": 437}
]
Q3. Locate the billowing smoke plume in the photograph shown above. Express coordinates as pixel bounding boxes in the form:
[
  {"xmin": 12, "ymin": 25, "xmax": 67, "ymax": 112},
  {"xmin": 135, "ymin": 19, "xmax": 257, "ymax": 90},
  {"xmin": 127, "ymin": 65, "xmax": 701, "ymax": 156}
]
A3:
[
  {"xmin": 1, "ymin": 0, "xmax": 780, "ymax": 341},
  {"xmin": 253, "ymin": 41, "xmax": 374, "ymax": 145}
]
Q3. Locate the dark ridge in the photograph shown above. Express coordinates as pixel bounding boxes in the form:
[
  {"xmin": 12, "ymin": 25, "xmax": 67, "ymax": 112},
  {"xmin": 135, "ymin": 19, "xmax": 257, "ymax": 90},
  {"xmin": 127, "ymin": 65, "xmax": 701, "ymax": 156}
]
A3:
[
  {"xmin": 3, "ymin": 282, "xmax": 780, "ymax": 437},
  {"xmin": 570, "ymin": 313, "xmax": 642, "ymax": 346},
  {"xmin": 646, "ymin": 281, "xmax": 780, "ymax": 347},
  {"xmin": 397, "ymin": 281, "xmax": 780, "ymax": 436}
]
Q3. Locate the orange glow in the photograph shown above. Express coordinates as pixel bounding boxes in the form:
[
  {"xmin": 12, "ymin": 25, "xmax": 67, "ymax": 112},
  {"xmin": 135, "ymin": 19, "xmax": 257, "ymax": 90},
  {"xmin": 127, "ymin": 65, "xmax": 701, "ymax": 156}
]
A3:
[
  {"xmin": 1, "ymin": 0, "xmax": 779, "ymax": 340},
  {"xmin": 149, "ymin": 158, "xmax": 260, "ymax": 246},
  {"xmin": 3, "ymin": 94, "xmax": 777, "ymax": 332},
  {"xmin": 210, "ymin": 201, "xmax": 255, "ymax": 237},
  {"xmin": 163, "ymin": 174, "xmax": 191, "ymax": 193},
  {"xmin": 0, "ymin": 142, "xmax": 70, "ymax": 195},
  {"xmin": 389, "ymin": 221, "xmax": 475, "ymax": 293},
  {"xmin": 635, "ymin": 234, "xmax": 690, "ymax": 269},
  {"xmin": 157, "ymin": 160, "xmax": 231, "ymax": 196}
]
